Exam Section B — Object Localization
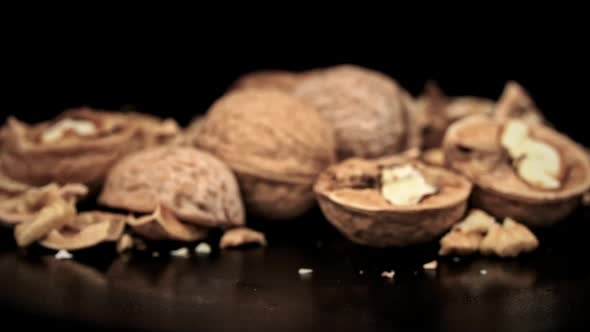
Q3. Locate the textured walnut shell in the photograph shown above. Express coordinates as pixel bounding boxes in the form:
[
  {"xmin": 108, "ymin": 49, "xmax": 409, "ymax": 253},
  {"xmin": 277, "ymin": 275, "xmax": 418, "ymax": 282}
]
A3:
[
  {"xmin": 127, "ymin": 204, "xmax": 207, "ymax": 241},
  {"xmin": 293, "ymin": 65, "xmax": 420, "ymax": 159},
  {"xmin": 417, "ymin": 81, "xmax": 494, "ymax": 148},
  {"xmin": 230, "ymin": 70, "xmax": 301, "ymax": 93},
  {"xmin": 443, "ymin": 115, "xmax": 590, "ymax": 226},
  {"xmin": 314, "ymin": 156, "xmax": 472, "ymax": 247},
  {"xmin": 40, "ymin": 211, "xmax": 127, "ymax": 250},
  {"xmin": 99, "ymin": 146, "xmax": 244, "ymax": 228},
  {"xmin": 195, "ymin": 89, "xmax": 336, "ymax": 220},
  {"xmin": 0, "ymin": 108, "xmax": 180, "ymax": 187}
]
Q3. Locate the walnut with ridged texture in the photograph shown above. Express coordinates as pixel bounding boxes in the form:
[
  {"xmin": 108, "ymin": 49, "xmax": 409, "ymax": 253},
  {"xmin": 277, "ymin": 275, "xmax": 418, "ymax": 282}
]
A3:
[{"xmin": 195, "ymin": 89, "xmax": 336, "ymax": 220}]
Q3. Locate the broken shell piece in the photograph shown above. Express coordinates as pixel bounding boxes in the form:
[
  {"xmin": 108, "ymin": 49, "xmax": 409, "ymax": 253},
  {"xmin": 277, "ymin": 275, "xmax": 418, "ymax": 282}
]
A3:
[
  {"xmin": 100, "ymin": 146, "xmax": 244, "ymax": 229},
  {"xmin": 479, "ymin": 218, "xmax": 539, "ymax": 257},
  {"xmin": 423, "ymin": 260, "xmax": 438, "ymax": 270},
  {"xmin": 128, "ymin": 204, "xmax": 207, "ymax": 242},
  {"xmin": 40, "ymin": 211, "xmax": 127, "ymax": 251},
  {"xmin": 494, "ymin": 81, "xmax": 545, "ymax": 125},
  {"xmin": 0, "ymin": 172, "xmax": 31, "ymax": 195},
  {"xmin": 314, "ymin": 156, "xmax": 472, "ymax": 247},
  {"xmin": 219, "ymin": 227, "xmax": 267, "ymax": 249},
  {"xmin": 14, "ymin": 198, "xmax": 76, "ymax": 247},
  {"xmin": 444, "ymin": 115, "xmax": 590, "ymax": 226},
  {"xmin": 381, "ymin": 270, "xmax": 396, "ymax": 279},
  {"xmin": 452, "ymin": 209, "xmax": 497, "ymax": 234}
]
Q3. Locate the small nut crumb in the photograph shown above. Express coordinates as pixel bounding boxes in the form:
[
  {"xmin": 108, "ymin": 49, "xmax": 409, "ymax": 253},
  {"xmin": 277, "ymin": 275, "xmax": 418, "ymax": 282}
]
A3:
[
  {"xmin": 359, "ymin": 270, "xmax": 364, "ymax": 275},
  {"xmin": 152, "ymin": 251, "xmax": 160, "ymax": 257},
  {"xmin": 195, "ymin": 242, "xmax": 212, "ymax": 256},
  {"xmin": 219, "ymin": 227, "xmax": 267, "ymax": 249},
  {"xmin": 381, "ymin": 270, "xmax": 395, "ymax": 279},
  {"xmin": 298, "ymin": 268, "xmax": 313, "ymax": 276},
  {"xmin": 170, "ymin": 247, "xmax": 190, "ymax": 258},
  {"xmin": 452, "ymin": 257, "xmax": 461, "ymax": 263},
  {"xmin": 54, "ymin": 249, "xmax": 73, "ymax": 260},
  {"xmin": 423, "ymin": 260, "xmax": 438, "ymax": 270},
  {"xmin": 134, "ymin": 238, "xmax": 147, "ymax": 251},
  {"xmin": 480, "ymin": 269, "xmax": 488, "ymax": 275},
  {"xmin": 116, "ymin": 234, "xmax": 134, "ymax": 253}
]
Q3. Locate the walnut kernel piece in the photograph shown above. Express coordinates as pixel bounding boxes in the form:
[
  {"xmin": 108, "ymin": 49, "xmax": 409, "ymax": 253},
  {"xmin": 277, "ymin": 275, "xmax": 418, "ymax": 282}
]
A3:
[
  {"xmin": 422, "ymin": 148, "xmax": 446, "ymax": 167},
  {"xmin": 452, "ymin": 209, "xmax": 497, "ymax": 234},
  {"xmin": 219, "ymin": 227, "xmax": 267, "ymax": 249},
  {"xmin": 501, "ymin": 120, "xmax": 561, "ymax": 189},
  {"xmin": 117, "ymin": 234, "xmax": 134, "ymax": 253},
  {"xmin": 14, "ymin": 198, "xmax": 76, "ymax": 247},
  {"xmin": 381, "ymin": 164, "xmax": 437, "ymax": 205},
  {"xmin": 479, "ymin": 218, "xmax": 539, "ymax": 257},
  {"xmin": 439, "ymin": 230, "xmax": 483, "ymax": 256},
  {"xmin": 41, "ymin": 118, "xmax": 98, "ymax": 143}
]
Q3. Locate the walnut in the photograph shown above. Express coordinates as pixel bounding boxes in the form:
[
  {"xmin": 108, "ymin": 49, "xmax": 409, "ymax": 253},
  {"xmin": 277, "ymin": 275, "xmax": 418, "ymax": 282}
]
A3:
[
  {"xmin": 292, "ymin": 64, "xmax": 420, "ymax": 159},
  {"xmin": 493, "ymin": 81, "xmax": 545, "ymax": 125},
  {"xmin": 40, "ymin": 211, "xmax": 127, "ymax": 251},
  {"xmin": 100, "ymin": 146, "xmax": 244, "ymax": 228},
  {"xmin": 439, "ymin": 209, "xmax": 497, "ymax": 256},
  {"xmin": 479, "ymin": 218, "xmax": 539, "ymax": 257},
  {"xmin": 195, "ymin": 89, "xmax": 336, "ymax": 220},
  {"xmin": 314, "ymin": 154, "xmax": 472, "ymax": 247},
  {"xmin": 452, "ymin": 209, "xmax": 497, "ymax": 234},
  {"xmin": 416, "ymin": 81, "xmax": 494, "ymax": 148},
  {"xmin": 219, "ymin": 227, "xmax": 267, "ymax": 249},
  {"xmin": 0, "ymin": 107, "xmax": 180, "ymax": 187},
  {"xmin": 127, "ymin": 203, "xmax": 207, "ymax": 241},
  {"xmin": 443, "ymin": 115, "xmax": 590, "ymax": 226}
]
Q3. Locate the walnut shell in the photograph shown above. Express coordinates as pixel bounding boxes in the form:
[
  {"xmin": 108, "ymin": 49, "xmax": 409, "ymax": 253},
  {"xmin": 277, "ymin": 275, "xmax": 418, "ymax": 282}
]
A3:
[
  {"xmin": 99, "ymin": 146, "xmax": 244, "ymax": 228},
  {"xmin": 293, "ymin": 65, "xmax": 420, "ymax": 159},
  {"xmin": 0, "ymin": 108, "xmax": 180, "ymax": 187},
  {"xmin": 314, "ymin": 155, "xmax": 472, "ymax": 247},
  {"xmin": 443, "ymin": 115, "xmax": 590, "ymax": 226},
  {"xmin": 195, "ymin": 89, "xmax": 336, "ymax": 220},
  {"xmin": 230, "ymin": 70, "xmax": 301, "ymax": 93},
  {"xmin": 416, "ymin": 81, "xmax": 495, "ymax": 148},
  {"xmin": 494, "ymin": 81, "xmax": 545, "ymax": 125}
]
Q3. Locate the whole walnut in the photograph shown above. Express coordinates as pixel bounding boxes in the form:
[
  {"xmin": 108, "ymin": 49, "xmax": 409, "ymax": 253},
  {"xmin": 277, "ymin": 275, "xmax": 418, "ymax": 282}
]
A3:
[
  {"xmin": 0, "ymin": 107, "xmax": 180, "ymax": 187},
  {"xmin": 292, "ymin": 65, "xmax": 421, "ymax": 160},
  {"xmin": 230, "ymin": 70, "xmax": 302, "ymax": 93},
  {"xmin": 99, "ymin": 146, "xmax": 244, "ymax": 231},
  {"xmin": 195, "ymin": 89, "xmax": 336, "ymax": 220}
]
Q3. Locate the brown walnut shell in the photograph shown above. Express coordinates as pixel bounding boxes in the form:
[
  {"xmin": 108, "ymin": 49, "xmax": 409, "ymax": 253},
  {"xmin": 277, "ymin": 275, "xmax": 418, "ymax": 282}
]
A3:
[
  {"xmin": 493, "ymin": 81, "xmax": 545, "ymax": 125},
  {"xmin": 230, "ymin": 70, "xmax": 301, "ymax": 93},
  {"xmin": 195, "ymin": 89, "xmax": 336, "ymax": 220},
  {"xmin": 0, "ymin": 107, "xmax": 180, "ymax": 187},
  {"xmin": 443, "ymin": 115, "xmax": 590, "ymax": 226},
  {"xmin": 416, "ymin": 81, "xmax": 495, "ymax": 148},
  {"xmin": 293, "ymin": 64, "xmax": 420, "ymax": 159},
  {"xmin": 99, "ymin": 146, "xmax": 244, "ymax": 229},
  {"xmin": 314, "ymin": 155, "xmax": 472, "ymax": 247}
]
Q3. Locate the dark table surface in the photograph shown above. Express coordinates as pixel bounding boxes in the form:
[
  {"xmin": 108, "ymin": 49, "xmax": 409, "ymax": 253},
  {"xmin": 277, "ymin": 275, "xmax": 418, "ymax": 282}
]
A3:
[{"xmin": 1, "ymin": 205, "xmax": 589, "ymax": 332}]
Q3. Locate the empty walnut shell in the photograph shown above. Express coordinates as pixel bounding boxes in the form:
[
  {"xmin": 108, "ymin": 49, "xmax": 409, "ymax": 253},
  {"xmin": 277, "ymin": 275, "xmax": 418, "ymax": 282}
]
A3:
[
  {"xmin": 99, "ymin": 146, "xmax": 244, "ymax": 229},
  {"xmin": 314, "ymin": 155, "xmax": 472, "ymax": 247},
  {"xmin": 195, "ymin": 89, "xmax": 336, "ymax": 220},
  {"xmin": 40, "ymin": 211, "xmax": 127, "ymax": 250},
  {"xmin": 0, "ymin": 107, "xmax": 180, "ymax": 187},
  {"xmin": 293, "ymin": 64, "xmax": 420, "ymax": 159},
  {"xmin": 230, "ymin": 70, "xmax": 302, "ymax": 93},
  {"xmin": 443, "ymin": 115, "xmax": 590, "ymax": 226},
  {"xmin": 416, "ymin": 81, "xmax": 495, "ymax": 148}
]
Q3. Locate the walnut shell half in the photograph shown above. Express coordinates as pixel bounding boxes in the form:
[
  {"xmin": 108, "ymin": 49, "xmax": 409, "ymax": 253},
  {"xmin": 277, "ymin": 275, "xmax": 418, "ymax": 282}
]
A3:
[
  {"xmin": 314, "ymin": 155, "xmax": 472, "ymax": 247},
  {"xmin": 230, "ymin": 70, "xmax": 302, "ymax": 93},
  {"xmin": 195, "ymin": 89, "xmax": 336, "ymax": 220},
  {"xmin": 293, "ymin": 65, "xmax": 420, "ymax": 159},
  {"xmin": 99, "ymin": 146, "xmax": 244, "ymax": 229},
  {"xmin": 0, "ymin": 108, "xmax": 180, "ymax": 187},
  {"xmin": 443, "ymin": 115, "xmax": 590, "ymax": 226}
]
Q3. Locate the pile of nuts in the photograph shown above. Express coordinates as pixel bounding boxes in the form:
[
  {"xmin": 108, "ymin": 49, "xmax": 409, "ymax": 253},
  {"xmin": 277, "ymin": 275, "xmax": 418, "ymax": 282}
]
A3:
[{"xmin": 1, "ymin": 64, "xmax": 589, "ymax": 261}]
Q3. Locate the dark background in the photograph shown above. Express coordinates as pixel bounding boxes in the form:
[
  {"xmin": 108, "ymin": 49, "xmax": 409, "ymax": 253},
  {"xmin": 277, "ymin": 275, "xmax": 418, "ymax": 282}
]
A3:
[{"xmin": 2, "ymin": 28, "xmax": 589, "ymax": 146}]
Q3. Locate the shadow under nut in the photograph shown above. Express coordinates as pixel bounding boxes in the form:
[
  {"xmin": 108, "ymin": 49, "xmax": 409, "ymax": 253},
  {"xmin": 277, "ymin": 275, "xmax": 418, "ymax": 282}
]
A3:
[
  {"xmin": 317, "ymin": 196, "xmax": 468, "ymax": 247},
  {"xmin": 471, "ymin": 187, "xmax": 580, "ymax": 227}
]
